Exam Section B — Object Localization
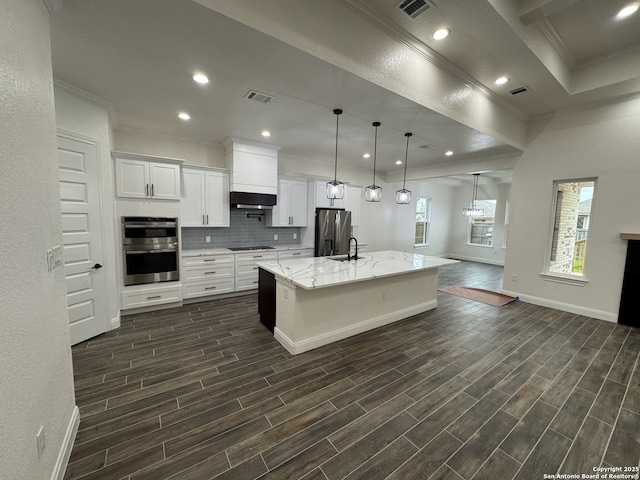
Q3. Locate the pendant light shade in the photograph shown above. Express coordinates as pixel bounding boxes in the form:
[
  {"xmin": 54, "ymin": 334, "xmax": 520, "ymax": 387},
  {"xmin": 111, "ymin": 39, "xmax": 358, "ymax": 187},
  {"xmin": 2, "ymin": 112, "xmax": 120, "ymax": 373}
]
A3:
[
  {"xmin": 462, "ymin": 173, "xmax": 485, "ymax": 217},
  {"xmin": 396, "ymin": 132, "xmax": 412, "ymax": 205},
  {"xmin": 365, "ymin": 121, "xmax": 382, "ymax": 202},
  {"xmin": 326, "ymin": 109, "xmax": 345, "ymax": 201}
]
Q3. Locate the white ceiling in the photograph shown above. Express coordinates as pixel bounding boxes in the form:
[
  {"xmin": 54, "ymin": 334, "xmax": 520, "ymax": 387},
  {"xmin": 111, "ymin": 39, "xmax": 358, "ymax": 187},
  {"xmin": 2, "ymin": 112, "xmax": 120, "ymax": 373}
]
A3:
[{"xmin": 49, "ymin": 0, "xmax": 640, "ymax": 182}]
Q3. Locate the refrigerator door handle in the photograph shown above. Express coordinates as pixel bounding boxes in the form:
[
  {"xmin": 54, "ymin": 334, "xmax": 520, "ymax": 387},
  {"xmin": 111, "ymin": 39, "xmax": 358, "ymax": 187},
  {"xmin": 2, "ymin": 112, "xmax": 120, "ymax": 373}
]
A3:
[{"xmin": 334, "ymin": 213, "xmax": 341, "ymax": 255}]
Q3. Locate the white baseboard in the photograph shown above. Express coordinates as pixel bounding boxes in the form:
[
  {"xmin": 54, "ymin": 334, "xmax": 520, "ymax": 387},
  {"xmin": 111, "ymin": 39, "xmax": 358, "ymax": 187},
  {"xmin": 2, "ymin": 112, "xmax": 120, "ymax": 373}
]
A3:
[
  {"xmin": 51, "ymin": 405, "xmax": 79, "ymax": 480},
  {"xmin": 111, "ymin": 312, "xmax": 121, "ymax": 330},
  {"xmin": 274, "ymin": 300, "xmax": 438, "ymax": 355},
  {"xmin": 448, "ymin": 254, "xmax": 505, "ymax": 266},
  {"xmin": 501, "ymin": 290, "xmax": 617, "ymax": 323}
]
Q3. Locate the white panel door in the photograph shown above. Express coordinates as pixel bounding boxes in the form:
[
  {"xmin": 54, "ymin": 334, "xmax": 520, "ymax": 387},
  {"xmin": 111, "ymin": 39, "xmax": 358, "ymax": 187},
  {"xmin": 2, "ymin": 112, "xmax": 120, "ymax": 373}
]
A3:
[{"xmin": 58, "ymin": 134, "xmax": 108, "ymax": 345}]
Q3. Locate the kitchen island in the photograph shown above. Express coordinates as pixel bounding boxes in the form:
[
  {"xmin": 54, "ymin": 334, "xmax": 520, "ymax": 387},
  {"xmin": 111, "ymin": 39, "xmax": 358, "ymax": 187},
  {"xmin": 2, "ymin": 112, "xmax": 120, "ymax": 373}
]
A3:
[{"xmin": 257, "ymin": 250, "xmax": 458, "ymax": 354}]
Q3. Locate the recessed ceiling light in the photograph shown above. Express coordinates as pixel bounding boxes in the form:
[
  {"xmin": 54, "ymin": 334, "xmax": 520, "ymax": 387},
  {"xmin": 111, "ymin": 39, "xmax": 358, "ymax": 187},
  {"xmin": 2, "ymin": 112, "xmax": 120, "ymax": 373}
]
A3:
[
  {"xmin": 261, "ymin": 130, "xmax": 271, "ymax": 137},
  {"xmin": 395, "ymin": 160, "xmax": 403, "ymax": 165},
  {"xmin": 617, "ymin": 3, "xmax": 639, "ymax": 18},
  {"xmin": 495, "ymin": 76, "xmax": 509, "ymax": 85},
  {"xmin": 445, "ymin": 150, "xmax": 454, "ymax": 156},
  {"xmin": 178, "ymin": 112, "xmax": 191, "ymax": 120},
  {"xmin": 363, "ymin": 153, "xmax": 371, "ymax": 159},
  {"xmin": 433, "ymin": 28, "xmax": 450, "ymax": 40},
  {"xmin": 192, "ymin": 73, "xmax": 209, "ymax": 84}
]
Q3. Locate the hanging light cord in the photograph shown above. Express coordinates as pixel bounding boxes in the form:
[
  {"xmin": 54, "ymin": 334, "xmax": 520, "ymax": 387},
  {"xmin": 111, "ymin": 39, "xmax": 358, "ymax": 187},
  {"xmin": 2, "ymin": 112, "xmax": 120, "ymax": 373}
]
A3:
[
  {"xmin": 372, "ymin": 122, "xmax": 380, "ymax": 185},
  {"xmin": 402, "ymin": 132, "xmax": 412, "ymax": 190},
  {"xmin": 333, "ymin": 109, "xmax": 341, "ymax": 182}
]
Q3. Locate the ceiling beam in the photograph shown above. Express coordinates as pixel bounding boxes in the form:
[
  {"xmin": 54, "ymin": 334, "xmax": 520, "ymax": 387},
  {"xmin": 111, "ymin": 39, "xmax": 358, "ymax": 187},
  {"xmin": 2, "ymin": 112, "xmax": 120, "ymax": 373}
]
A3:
[{"xmin": 518, "ymin": 0, "xmax": 581, "ymax": 25}]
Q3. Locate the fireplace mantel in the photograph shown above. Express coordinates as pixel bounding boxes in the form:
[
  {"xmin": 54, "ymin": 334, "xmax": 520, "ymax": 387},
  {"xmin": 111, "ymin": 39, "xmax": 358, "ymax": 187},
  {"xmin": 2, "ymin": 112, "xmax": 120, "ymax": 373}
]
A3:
[{"xmin": 620, "ymin": 233, "xmax": 640, "ymax": 240}]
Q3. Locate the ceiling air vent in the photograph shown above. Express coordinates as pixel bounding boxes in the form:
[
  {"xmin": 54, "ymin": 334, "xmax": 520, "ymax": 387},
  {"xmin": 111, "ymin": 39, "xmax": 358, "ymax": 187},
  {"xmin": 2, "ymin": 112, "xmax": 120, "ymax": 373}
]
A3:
[
  {"xmin": 397, "ymin": 0, "xmax": 432, "ymax": 18},
  {"xmin": 244, "ymin": 90, "xmax": 273, "ymax": 104},
  {"xmin": 418, "ymin": 144, "xmax": 436, "ymax": 149},
  {"xmin": 509, "ymin": 86, "xmax": 529, "ymax": 95}
]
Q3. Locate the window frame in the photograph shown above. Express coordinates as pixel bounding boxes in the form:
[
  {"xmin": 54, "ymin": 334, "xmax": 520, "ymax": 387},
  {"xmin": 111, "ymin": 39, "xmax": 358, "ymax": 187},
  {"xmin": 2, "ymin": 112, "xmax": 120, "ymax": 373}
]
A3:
[
  {"xmin": 414, "ymin": 196, "xmax": 431, "ymax": 247},
  {"xmin": 541, "ymin": 177, "xmax": 597, "ymax": 286},
  {"xmin": 466, "ymin": 199, "xmax": 496, "ymax": 248}
]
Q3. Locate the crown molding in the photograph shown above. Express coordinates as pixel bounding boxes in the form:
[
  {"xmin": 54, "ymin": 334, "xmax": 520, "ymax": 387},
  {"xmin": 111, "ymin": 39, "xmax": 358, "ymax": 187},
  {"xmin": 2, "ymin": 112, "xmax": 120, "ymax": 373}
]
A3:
[
  {"xmin": 531, "ymin": 89, "xmax": 640, "ymax": 121},
  {"xmin": 43, "ymin": 0, "xmax": 64, "ymax": 14},
  {"xmin": 53, "ymin": 78, "xmax": 118, "ymax": 127}
]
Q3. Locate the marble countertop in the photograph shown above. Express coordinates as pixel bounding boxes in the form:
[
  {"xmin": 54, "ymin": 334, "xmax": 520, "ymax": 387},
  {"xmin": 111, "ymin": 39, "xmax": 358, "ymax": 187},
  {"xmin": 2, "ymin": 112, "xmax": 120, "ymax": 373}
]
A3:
[
  {"xmin": 256, "ymin": 250, "xmax": 459, "ymax": 290},
  {"xmin": 182, "ymin": 245, "xmax": 314, "ymax": 257}
]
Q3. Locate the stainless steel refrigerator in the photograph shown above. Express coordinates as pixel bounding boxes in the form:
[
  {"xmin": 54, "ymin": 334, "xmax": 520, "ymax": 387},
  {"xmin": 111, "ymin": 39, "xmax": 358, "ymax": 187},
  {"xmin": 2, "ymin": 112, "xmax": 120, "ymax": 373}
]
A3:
[{"xmin": 315, "ymin": 208, "xmax": 352, "ymax": 257}]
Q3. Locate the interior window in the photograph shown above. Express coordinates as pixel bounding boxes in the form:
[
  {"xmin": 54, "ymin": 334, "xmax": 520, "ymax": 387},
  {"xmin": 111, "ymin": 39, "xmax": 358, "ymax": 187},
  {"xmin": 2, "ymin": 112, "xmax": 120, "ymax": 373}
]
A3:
[
  {"xmin": 468, "ymin": 199, "xmax": 496, "ymax": 246},
  {"xmin": 547, "ymin": 179, "xmax": 595, "ymax": 276},
  {"xmin": 415, "ymin": 197, "xmax": 431, "ymax": 246}
]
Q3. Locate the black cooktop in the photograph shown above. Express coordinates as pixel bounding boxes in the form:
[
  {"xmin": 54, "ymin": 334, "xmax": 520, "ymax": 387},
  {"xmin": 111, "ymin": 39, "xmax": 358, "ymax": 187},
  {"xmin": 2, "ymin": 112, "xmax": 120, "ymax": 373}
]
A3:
[{"xmin": 228, "ymin": 246, "xmax": 275, "ymax": 251}]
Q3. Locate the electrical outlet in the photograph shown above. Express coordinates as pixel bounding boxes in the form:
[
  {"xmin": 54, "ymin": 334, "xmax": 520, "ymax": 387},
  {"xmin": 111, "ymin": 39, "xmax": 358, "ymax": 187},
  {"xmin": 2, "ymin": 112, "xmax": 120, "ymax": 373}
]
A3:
[
  {"xmin": 293, "ymin": 233, "xmax": 297, "ymax": 239},
  {"xmin": 274, "ymin": 234, "xmax": 278, "ymax": 241},
  {"xmin": 52, "ymin": 246, "xmax": 63, "ymax": 267},
  {"xmin": 205, "ymin": 236, "xmax": 211, "ymax": 243},
  {"xmin": 36, "ymin": 425, "xmax": 45, "ymax": 458}
]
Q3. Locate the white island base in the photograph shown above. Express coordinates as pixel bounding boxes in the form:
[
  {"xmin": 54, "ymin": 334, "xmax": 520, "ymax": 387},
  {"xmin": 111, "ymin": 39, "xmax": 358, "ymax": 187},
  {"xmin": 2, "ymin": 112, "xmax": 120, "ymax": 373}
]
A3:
[{"xmin": 258, "ymin": 251, "xmax": 458, "ymax": 355}]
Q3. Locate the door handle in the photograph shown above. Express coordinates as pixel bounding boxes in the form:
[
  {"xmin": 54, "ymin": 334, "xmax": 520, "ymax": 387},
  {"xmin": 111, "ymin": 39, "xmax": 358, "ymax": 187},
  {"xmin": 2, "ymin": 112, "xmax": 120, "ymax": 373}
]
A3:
[{"xmin": 92, "ymin": 263, "xmax": 103, "ymax": 269}]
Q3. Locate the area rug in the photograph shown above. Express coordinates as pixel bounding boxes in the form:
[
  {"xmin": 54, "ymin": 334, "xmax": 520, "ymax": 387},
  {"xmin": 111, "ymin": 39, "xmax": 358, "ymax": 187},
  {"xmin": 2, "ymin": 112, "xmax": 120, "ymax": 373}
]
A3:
[{"xmin": 437, "ymin": 285, "xmax": 517, "ymax": 307}]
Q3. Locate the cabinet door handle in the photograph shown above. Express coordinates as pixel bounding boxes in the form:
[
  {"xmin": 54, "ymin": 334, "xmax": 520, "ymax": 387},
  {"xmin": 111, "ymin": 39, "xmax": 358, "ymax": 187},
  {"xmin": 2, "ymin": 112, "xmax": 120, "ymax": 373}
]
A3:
[
  {"xmin": 204, "ymin": 259, "xmax": 217, "ymax": 262},
  {"xmin": 292, "ymin": 253, "xmax": 300, "ymax": 256},
  {"xmin": 146, "ymin": 183, "xmax": 149, "ymax": 196},
  {"xmin": 203, "ymin": 215, "xmax": 205, "ymax": 225},
  {"xmin": 252, "ymin": 255, "xmax": 263, "ymax": 258},
  {"xmin": 205, "ymin": 286, "xmax": 217, "ymax": 290},
  {"xmin": 147, "ymin": 295, "xmax": 161, "ymax": 300},
  {"xmin": 206, "ymin": 214, "xmax": 209, "ymax": 224},
  {"xmin": 252, "ymin": 266, "xmax": 258, "ymax": 270},
  {"xmin": 204, "ymin": 271, "xmax": 216, "ymax": 274},
  {"xmin": 151, "ymin": 184, "xmax": 154, "ymax": 196}
]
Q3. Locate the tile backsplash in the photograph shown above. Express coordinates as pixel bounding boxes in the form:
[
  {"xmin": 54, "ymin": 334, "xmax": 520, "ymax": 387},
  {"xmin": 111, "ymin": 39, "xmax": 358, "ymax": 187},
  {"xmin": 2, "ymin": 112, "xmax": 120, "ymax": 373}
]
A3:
[{"xmin": 182, "ymin": 209, "xmax": 301, "ymax": 250}]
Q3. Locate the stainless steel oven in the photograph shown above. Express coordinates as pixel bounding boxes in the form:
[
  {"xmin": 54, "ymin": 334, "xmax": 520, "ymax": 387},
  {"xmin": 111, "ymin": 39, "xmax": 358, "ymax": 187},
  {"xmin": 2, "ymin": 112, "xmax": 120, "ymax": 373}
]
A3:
[{"xmin": 122, "ymin": 217, "xmax": 179, "ymax": 286}]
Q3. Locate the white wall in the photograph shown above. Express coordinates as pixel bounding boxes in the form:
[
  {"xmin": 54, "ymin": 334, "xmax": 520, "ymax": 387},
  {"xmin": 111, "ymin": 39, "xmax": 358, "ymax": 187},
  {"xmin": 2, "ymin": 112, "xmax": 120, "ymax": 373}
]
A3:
[
  {"xmin": 504, "ymin": 97, "xmax": 640, "ymax": 321},
  {"xmin": 113, "ymin": 128, "xmax": 223, "ymax": 167},
  {"xmin": 54, "ymin": 84, "xmax": 120, "ymax": 330},
  {"xmin": 448, "ymin": 182, "xmax": 511, "ymax": 265},
  {"xmin": 0, "ymin": 1, "xmax": 77, "ymax": 478}
]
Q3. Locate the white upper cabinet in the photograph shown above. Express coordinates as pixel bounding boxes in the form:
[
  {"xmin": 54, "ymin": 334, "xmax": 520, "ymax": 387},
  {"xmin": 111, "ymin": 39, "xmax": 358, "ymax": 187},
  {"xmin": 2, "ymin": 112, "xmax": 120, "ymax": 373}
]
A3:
[
  {"xmin": 181, "ymin": 167, "xmax": 230, "ymax": 227},
  {"xmin": 346, "ymin": 185, "xmax": 361, "ymax": 227},
  {"xmin": 269, "ymin": 178, "xmax": 308, "ymax": 227},
  {"xmin": 114, "ymin": 152, "xmax": 182, "ymax": 200}
]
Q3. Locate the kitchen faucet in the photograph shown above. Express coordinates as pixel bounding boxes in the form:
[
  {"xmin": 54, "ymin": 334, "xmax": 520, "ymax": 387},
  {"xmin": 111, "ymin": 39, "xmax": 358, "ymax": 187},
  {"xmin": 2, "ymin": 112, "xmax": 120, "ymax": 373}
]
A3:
[{"xmin": 347, "ymin": 236, "xmax": 358, "ymax": 261}]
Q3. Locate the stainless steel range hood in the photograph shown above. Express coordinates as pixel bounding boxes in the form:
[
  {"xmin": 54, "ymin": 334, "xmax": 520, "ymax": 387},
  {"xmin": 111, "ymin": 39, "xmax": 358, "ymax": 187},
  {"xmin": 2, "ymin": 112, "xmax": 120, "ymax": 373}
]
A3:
[
  {"xmin": 230, "ymin": 191, "xmax": 276, "ymax": 209},
  {"xmin": 224, "ymin": 138, "xmax": 281, "ymax": 209}
]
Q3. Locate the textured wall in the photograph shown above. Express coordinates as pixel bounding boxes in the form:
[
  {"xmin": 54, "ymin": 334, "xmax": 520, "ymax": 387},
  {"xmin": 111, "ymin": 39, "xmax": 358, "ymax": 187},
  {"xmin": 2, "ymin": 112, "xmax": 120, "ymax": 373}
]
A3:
[
  {"xmin": 504, "ymin": 97, "xmax": 640, "ymax": 320},
  {"xmin": 0, "ymin": 1, "xmax": 77, "ymax": 478}
]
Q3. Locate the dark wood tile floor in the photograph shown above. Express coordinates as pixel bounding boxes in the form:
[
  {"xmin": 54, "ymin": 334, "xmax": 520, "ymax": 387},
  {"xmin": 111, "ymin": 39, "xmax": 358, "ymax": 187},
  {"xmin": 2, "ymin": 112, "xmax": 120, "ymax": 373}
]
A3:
[{"xmin": 66, "ymin": 261, "xmax": 640, "ymax": 480}]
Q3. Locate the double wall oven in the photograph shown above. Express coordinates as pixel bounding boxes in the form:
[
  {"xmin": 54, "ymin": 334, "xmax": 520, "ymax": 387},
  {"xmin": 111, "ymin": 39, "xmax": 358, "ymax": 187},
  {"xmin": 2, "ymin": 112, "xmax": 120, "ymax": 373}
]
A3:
[{"xmin": 122, "ymin": 217, "xmax": 179, "ymax": 286}]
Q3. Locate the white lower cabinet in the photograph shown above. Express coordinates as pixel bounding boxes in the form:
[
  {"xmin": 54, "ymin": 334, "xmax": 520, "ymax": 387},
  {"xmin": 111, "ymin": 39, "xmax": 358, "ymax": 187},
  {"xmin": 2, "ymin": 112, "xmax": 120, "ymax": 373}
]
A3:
[
  {"xmin": 235, "ymin": 251, "xmax": 277, "ymax": 291},
  {"xmin": 278, "ymin": 248, "xmax": 314, "ymax": 260},
  {"xmin": 121, "ymin": 283, "xmax": 182, "ymax": 310},
  {"xmin": 182, "ymin": 253, "xmax": 234, "ymax": 299}
]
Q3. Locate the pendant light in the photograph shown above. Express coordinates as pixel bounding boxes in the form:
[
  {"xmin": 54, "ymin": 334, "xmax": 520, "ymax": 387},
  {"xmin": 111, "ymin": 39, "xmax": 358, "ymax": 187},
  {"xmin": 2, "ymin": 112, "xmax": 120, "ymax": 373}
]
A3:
[
  {"xmin": 462, "ymin": 173, "xmax": 484, "ymax": 217},
  {"xmin": 326, "ymin": 108, "xmax": 345, "ymax": 202},
  {"xmin": 396, "ymin": 132, "xmax": 412, "ymax": 204},
  {"xmin": 365, "ymin": 121, "xmax": 382, "ymax": 202}
]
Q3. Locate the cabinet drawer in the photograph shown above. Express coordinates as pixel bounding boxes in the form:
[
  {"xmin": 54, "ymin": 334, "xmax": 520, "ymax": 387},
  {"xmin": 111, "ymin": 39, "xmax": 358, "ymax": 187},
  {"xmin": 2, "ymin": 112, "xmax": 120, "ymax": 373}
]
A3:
[
  {"xmin": 234, "ymin": 252, "xmax": 277, "ymax": 262},
  {"xmin": 184, "ymin": 264, "xmax": 234, "ymax": 281},
  {"xmin": 235, "ymin": 262, "xmax": 263, "ymax": 276},
  {"xmin": 235, "ymin": 275, "xmax": 260, "ymax": 291},
  {"xmin": 121, "ymin": 284, "xmax": 181, "ymax": 309},
  {"xmin": 183, "ymin": 254, "xmax": 234, "ymax": 267},
  {"xmin": 278, "ymin": 249, "xmax": 313, "ymax": 260},
  {"xmin": 183, "ymin": 278, "xmax": 234, "ymax": 299}
]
